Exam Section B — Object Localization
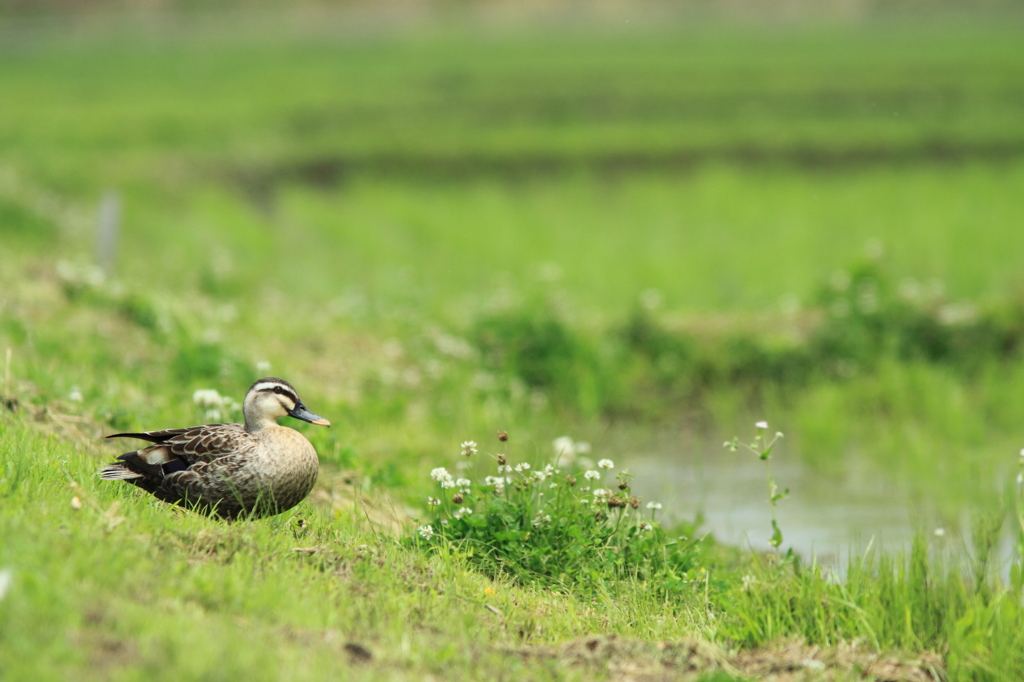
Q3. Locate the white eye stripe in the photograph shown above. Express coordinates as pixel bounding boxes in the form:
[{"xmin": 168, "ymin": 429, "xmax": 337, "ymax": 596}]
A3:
[{"xmin": 250, "ymin": 383, "xmax": 297, "ymax": 400}]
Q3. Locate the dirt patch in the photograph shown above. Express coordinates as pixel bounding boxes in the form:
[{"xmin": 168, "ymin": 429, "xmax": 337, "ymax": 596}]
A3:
[{"xmin": 508, "ymin": 635, "xmax": 944, "ymax": 681}]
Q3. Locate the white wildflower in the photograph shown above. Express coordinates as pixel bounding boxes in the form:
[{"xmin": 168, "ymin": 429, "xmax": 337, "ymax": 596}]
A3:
[
  {"xmin": 193, "ymin": 389, "xmax": 223, "ymax": 409},
  {"xmin": 498, "ymin": 464, "xmax": 513, "ymax": 475},
  {"xmin": 552, "ymin": 436, "xmax": 577, "ymax": 464},
  {"xmin": 597, "ymin": 459, "xmax": 614, "ymax": 469},
  {"xmin": 755, "ymin": 421, "xmax": 769, "ymax": 429},
  {"xmin": 68, "ymin": 387, "xmax": 83, "ymax": 403},
  {"xmin": 584, "ymin": 470, "xmax": 600, "ymax": 481},
  {"xmin": 440, "ymin": 479, "xmax": 456, "ymax": 489},
  {"xmin": 454, "ymin": 507, "xmax": 473, "ymax": 519},
  {"xmin": 549, "ymin": 483, "xmax": 558, "ymax": 489},
  {"xmin": 934, "ymin": 527, "xmax": 946, "ymax": 537},
  {"xmin": 553, "ymin": 436, "xmax": 574, "ymax": 452},
  {"xmin": 0, "ymin": 568, "xmax": 12, "ymax": 601},
  {"xmin": 575, "ymin": 441, "xmax": 591, "ymax": 454},
  {"xmin": 533, "ymin": 470, "xmax": 548, "ymax": 482},
  {"xmin": 514, "ymin": 463, "xmax": 531, "ymax": 472},
  {"xmin": 460, "ymin": 440, "xmax": 478, "ymax": 456},
  {"xmin": 456, "ymin": 478, "xmax": 471, "ymax": 488},
  {"xmin": 532, "ymin": 513, "xmax": 551, "ymax": 527},
  {"xmin": 460, "ymin": 488, "xmax": 471, "ymax": 494},
  {"xmin": 430, "ymin": 467, "xmax": 453, "ymax": 483},
  {"xmin": 638, "ymin": 522, "xmax": 652, "ymax": 532},
  {"xmin": 204, "ymin": 409, "xmax": 222, "ymax": 422},
  {"xmin": 427, "ymin": 497, "xmax": 441, "ymax": 506},
  {"xmin": 543, "ymin": 464, "xmax": 556, "ymax": 475},
  {"xmin": 646, "ymin": 501, "xmax": 663, "ymax": 510},
  {"xmin": 741, "ymin": 574, "xmax": 757, "ymax": 592},
  {"xmin": 592, "ymin": 488, "xmax": 609, "ymax": 499},
  {"xmin": 418, "ymin": 525, "xmax": 435, "ymax": 540},
  {"xmin": 1018, "ymin": 473, "xmax": 1023, "ymax": 485}
]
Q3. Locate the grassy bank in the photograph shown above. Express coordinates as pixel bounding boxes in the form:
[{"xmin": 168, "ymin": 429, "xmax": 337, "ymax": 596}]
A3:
[{"xmin": 4, "ymin": 14, "xmax": 1024, "ymax": 680}]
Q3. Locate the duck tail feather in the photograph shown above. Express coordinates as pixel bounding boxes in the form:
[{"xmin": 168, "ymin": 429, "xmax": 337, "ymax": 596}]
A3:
[{"xmin": 98, "ymin": 463, "xmax": 145, "ymax": 480}]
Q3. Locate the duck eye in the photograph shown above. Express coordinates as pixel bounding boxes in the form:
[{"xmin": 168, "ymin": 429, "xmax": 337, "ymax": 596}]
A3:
[{"xmin": 273, "ymin": 386, "xmax": 283, "ymax": 395}]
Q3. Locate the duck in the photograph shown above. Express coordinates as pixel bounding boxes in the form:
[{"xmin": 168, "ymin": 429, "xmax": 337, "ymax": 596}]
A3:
[{"xmin": 99, "ymin": 377, "xmax": 329, "ymax": 520}]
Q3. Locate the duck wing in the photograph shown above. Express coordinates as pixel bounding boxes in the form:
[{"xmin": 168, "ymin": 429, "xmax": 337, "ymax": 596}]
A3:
[{"xmin": 101, "ymin": 424, "xmax": 252, "ymax": 480}]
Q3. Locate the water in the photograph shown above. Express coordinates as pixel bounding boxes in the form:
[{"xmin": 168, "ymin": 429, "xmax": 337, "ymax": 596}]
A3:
[{"xmin": 612, "ymin": 430, "xmax": 918, "ymax": 563}]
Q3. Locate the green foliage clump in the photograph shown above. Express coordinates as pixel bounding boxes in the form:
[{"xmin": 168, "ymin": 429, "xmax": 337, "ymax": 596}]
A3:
[
  {"xmin": 469, "ymin": 257, "xmax": 1024, "ymax": 421},
  {"xmin": 812, "ymin": 253, "xmax": 1024, "ymax": 373},
  {"xmin": 413, "ymin": 437, "xmax": 701, "ymax": 595},
  {"xmin": 472, "ymin": 307, "xmax": 616, "ymax": 417}
]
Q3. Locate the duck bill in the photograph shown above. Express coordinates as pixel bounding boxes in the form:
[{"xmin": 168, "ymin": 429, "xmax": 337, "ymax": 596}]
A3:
[{"xmin": 288, "ymin": 400, "xmax": 331, "ymax": 427}]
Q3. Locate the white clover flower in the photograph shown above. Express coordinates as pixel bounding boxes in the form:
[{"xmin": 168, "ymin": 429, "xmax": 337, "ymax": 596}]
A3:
[
  {"xmin": 193, "ymin": 388, "xmax": 222, "ymax": 408},
  {"xmin": 638, "ymin": 522, "xmax": 652, "ymax": 532},
  {"xmin": 460, "ymin": 488, "xmax": 471, "ymax": 494},
  {"xmin": 440, "ymin": 479, "xmax": 456, "ymax": 489},
  {"xmin": 552, "ymin": 436, "xmax": 575, "ymax": 454},
  {"xmin": 584, "ymin": 470, "xmax": 600, "ymax": 481},
  {"xmin": 455, "ymin": 478, "xmax": 471, "ymax": 488},
  {"xmin": 549, "ymin": 483, "xmax": 558, "ymax": 489},
  {"xmin": 741, "ymin": 574, "xmax": 756, "ymax": 592},
  {"xmin": 498, "ymin": 464, "xmax": 513, "ymax": 475},
  {"xmin": 454, "ymin": 507, "xmax": 473, "ymax": 519},
  {"xmin": 204, "ymin": 409, "xmax": 222, "ymax": 423},
  {"xmin": 0, "ymin": 567, "xmax": 11, "ymax": 601},
  {"xmin": 418, "ymin": 525, "xmax": 435, "ymax": 539},
  {"xmin": 427, "ymin": 497, "xmax": 441, "ymax": 506},
  {"xmin": 532, "ymin": 513, "xmax": 551, "ymax": 527},
  {"xmin": 646, "ymin": 501, "xmax": 663, "ymax": 510},
  {"xmin": 484, "ymin": 476, "xmax": 506, "ymax": 490},
  {"xmin": 592, "ymin": 488, "xmax": 609, "ymax": 499},
  {"xmin": 597, "ymin": 459, "xmax": 614, "ymax": 469},
  {"xmin": 430, "ymin": 467, "xmax": 452, "ymax": 483},
  {"xmin": 755, "ymin": 421, "xmax": 769, "ymax": 429},
  {"xmin": 461, "ymin": 440, "xmax": 478, "ymax": 456},
  {"xmin": 514, "ymin": 463, "xmax": 531, "ymax": 472},
  {"xmin": 68, "ymin": 387, "xmax": 83, "ymax": 403},
  {"xmin": 543, "ymin": 464, "xmax": 556, "ymax": 475},
  {"xmin": 532, "ymin": 471, "xmax": 547, "ymax": 482}
]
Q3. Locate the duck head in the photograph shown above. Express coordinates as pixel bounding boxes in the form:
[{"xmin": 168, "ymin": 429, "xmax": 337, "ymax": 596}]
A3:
[{"xmin": 243, "ymin": 377, "xmax": 330, "ymax": 432}]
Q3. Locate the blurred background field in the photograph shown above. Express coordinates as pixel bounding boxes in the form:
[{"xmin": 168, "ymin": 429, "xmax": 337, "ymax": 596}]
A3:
[
  {"xmin": 3, "ymin": 2, "xmax": 1024, "ymax": 676},
  {"xmin": 5, "ymin": 1, "xmax": 1024, "ymax": 535}
]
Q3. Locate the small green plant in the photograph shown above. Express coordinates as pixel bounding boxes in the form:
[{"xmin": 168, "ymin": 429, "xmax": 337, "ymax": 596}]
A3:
[
  {"xmin": 413, "ymin": 432, "xmax": 701, "ymax": 594},
  {"xmin": 725, "ymin": 422, "xmax": 787, "ymax": 551}
]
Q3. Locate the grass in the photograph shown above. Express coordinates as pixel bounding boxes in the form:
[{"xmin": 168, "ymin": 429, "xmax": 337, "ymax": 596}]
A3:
[{"xmin": 4, "ymin": 11, "xmax": 1024, "ymax": 680}]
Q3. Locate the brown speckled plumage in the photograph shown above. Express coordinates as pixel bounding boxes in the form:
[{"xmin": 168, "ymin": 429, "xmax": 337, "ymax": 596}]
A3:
[{"xmin": 99, "ymin": 378, "xmax": 328, "ymax": 520}]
